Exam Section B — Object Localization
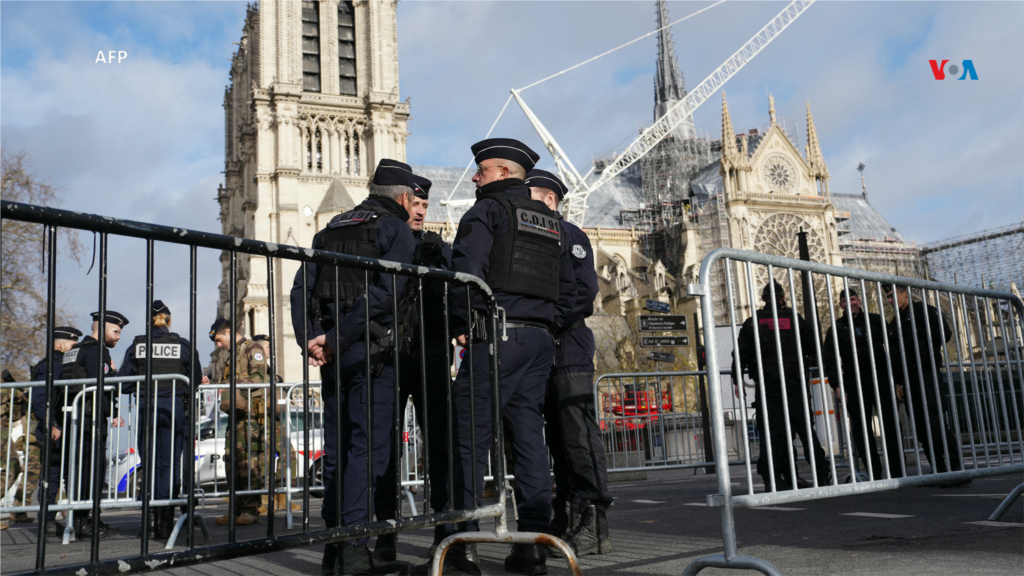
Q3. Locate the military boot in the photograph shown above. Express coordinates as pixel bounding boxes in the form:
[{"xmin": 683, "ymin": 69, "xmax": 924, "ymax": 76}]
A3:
[
  {"xmin": 595, "ymin": 504, "xmax": 612, "ymax": 554},
  {"xmin": 11, "ymin": 512, "xmax": 33, "ymax": 523},
  {"xmin": 45, "ymin": 519, "xmax": 65, "ymax": 537},
  {"xmin": 75, "ymin": 515, "xmax": 119, "ymax": 539},
  {"xmin": 504, "ymin": 543, "xmax": 547, "ymax": 576},
  {"xmin": 156, "ymin": 508, "xmax": 176, "ymax": 540},
  {"xmin": 548, "ymin": 496, "xmax": 569, "ymax": 538}
]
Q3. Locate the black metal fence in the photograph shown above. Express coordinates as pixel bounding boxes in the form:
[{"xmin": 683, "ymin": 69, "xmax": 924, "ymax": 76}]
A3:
[{"xmin": 0, "ymin": 200, "xmax": 532, "ymax": 576}]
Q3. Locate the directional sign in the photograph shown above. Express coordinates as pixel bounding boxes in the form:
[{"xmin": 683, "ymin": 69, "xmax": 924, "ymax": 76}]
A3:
[
  {"xmin": 643, "ymin": 299, "xmax": 671, "ymax": 314},
  {"xmin": 639, "ymin": 315, "xmax": 688, "ymax": 332},
  {"xmin": 641, "ymin": 336, "xmax": 689, "ymax": 348},
  {"xmin": 648, "ymin": 351, "xmax": 676, "ymax": 363}
]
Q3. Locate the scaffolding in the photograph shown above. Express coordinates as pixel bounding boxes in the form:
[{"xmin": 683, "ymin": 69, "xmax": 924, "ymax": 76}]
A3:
[{"xmin": 921, "ymin": 221, "xmax": 1024, "ymax": 291}]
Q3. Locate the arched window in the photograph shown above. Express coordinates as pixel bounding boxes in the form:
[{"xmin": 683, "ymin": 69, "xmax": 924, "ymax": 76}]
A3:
[
  {"xmin": 301, "ymin": 1, "xmax": 321, "ymax": 92},
  {"xmin": 338, "ymin": 1, "xmax": 357, "ymax": 96}
]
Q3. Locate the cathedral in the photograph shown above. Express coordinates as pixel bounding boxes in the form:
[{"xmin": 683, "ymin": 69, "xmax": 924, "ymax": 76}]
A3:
[
  {"xmin": 216, "ymin": 0, "xmax": 920, "ymax": 380},
  {"xmin": 216, "ymin": 0, "xmax": 409, "ymax": 381}
]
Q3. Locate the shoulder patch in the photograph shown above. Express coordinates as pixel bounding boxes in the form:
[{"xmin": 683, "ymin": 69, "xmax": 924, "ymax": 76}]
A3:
[
  {"xmin": 571, "ymin": 244, "xmax": 587, "ymax": 259},
  {"xmin": 252, "ymin": 352, "xmax": 264, "ymax": 362},
  {"xmin": 515, "ymin": 208, "xmax": 560, "ymax": 242}
]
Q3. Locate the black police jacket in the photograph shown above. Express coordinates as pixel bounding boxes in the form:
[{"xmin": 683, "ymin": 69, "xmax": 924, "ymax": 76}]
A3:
[
  {"xmin": 290, "ymin": 196, "xmax": 416, "ymax": 355},
  {"xmin": 822, "ymin": 310, "xmax": 889, "ymax": 393},
  {"xmin": 554, "ymin": 216, "xmax": 599, "ymax": 371},
  {"xmin": 118, "ymin": 327, "xmax": 203, "ymax": 396},
  {"xmin": 450, "ymin": 179, "xmax": 576, "ymax": 331},
  {"xmin": 734, "ymin": 306, "xmax": 819, "ymax": 396},
  {"xmin": 61, "ymin": 335, "xmax": 116, "ymax": 420},
  {"xmin": 887, "ymin": 300, "xmax": 951, "ymax": 387},
  {"xmin": 30, "ymin": 349, "xmax": 66, "ymax": 432}
]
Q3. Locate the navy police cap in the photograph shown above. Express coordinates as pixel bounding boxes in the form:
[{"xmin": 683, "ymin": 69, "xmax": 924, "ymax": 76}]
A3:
[
  {"xmin": 371, "ymin": 159, "xmax": 415, "ymax": 188},
  {"xmin": 525, "ymin": 169, "xmax": 568, "ymax": 201},
  {"xmin": 209, "ymin": 318, "xmax": 229, "ymax": 341},
  {"xmin": 54, "ymin": 326, "xmax": 82, "ymax": 342},
  {"xmin": 471, "ymin": 138, "xmax": 540, "ymax": 172},
  {"xmin": 90, "ymin": 310, "xmax": 129, "ymax": 328},
  {"xmin": 152, "ymin": 300, "xmax": 170, "ymax": 316},
  {"xmin": 411, "ymin": 174, "xmax": 432, "ymax": 199}
]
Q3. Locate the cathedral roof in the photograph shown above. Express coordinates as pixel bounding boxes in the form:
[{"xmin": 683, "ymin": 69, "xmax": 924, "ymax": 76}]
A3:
[
  {"xmin": 317, "ymin": 177, "xmax": 357, "ymax": 214},
  {"xmin": 831, "ymin": 193, "xmax": 909, "ymax": 243}
]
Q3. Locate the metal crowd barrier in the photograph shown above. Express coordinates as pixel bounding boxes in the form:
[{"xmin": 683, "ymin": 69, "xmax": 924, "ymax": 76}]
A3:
[
  {"xmin": 0, "ymin": 200, "xmax": 581, "ymax": 576},
  {"xmin": 683, "ymin": 247, "xmax": 1024, "ymax": 576},
  {"xmin": 595, "ymin": 370, "xmax": 760, "ymax": 472}
]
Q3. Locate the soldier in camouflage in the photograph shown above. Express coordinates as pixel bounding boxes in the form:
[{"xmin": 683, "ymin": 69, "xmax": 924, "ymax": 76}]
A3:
[
  {"xmin": 210, "ymin": 318, "xmax": 268, "ymax": 526},
  {"xmin": 1, "ymin": 369, "xmax": 41, "ymax": 528},
  {"xmin": 252, "ymin": 334, "xmax": 300, "ymax": 515}
]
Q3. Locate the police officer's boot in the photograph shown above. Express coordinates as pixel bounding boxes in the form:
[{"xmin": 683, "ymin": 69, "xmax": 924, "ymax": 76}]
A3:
[
  {"xmin": 156, "ymin": 508, "xmax": 176, "ymax": 540},
  {"xmin": 75, "ymin": 515, "xmax": 119, "ymax": 539},
  {"xmin": 321, "ymin": 543, "xmax": 339, "ymax": 576},
  {"xmin": 45, "ymin": 519, "xmax": 65, "ymax": 537},
  {"xmin": 548, "ymin": 496, "xmax": 569, "ymax": 538},
  {"xmin": 334, "ymin": 541, "xmax": 403, "ymax": 575},
  {"xmin": 137, "ymin": 510, "xmax": 156, "ymax": 539},
  {"xmin": 504, "ymin": 543, "xmax": 547, "ymax": 576},
  {"xmin": 373, "ymin": 532, "xmax": 397, "ymax": 562},
  {"xmin": 409, "ymin": 543, "xmax": 480, "ymax": 576},
  {"xmin": 564, "ymin": 501, "xmax": 600, "ymax": 556},
  {"xmin": 595, "ymin": 505, "xmax": 612, "ymax": 554}
]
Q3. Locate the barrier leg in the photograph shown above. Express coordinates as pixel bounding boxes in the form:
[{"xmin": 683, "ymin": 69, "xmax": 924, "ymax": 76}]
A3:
[
  {"xmin": 681, "ymin": 554, "xmax": 784, "ymax": 576},
  {"xmin": 164, "ymin": 513, "xmax": 210, "ymax": 550},
  {"xmin": 431, "ymin": 531, "xmax": 583, "ymax": 576},
  {"xmin": 404, "ymin": 487, "xmax": 418, "ymax": 517},
  {"xmin": 988, "ymin": 482, "xmax": 1024, "ymax": 521}
]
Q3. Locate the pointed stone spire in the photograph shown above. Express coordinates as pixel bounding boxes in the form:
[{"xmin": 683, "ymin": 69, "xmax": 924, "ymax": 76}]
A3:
[
  {"xmin": 769, "ymin": 93, "xmax": 777, "ymax": 125},
  {"xmin": 721, "ymin": 91, "xmax": 738, "ymax": 163},
  {"xmin": 654, "ymin": 0, "xmax": 696, "ymax": 139},
  {"xmin": 804, "ymin": 101, "xmax": 828, "ymax": 179}
]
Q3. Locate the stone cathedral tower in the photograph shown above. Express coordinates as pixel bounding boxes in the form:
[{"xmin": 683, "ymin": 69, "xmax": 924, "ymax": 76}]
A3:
[{"xmin": 216, "ymin": 0, "xmax": 410, "ymax": 381}]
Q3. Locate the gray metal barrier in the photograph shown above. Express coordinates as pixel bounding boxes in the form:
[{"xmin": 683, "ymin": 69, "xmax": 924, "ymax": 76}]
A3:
[{"xmin": 683, "ymin": 247, "xmax": 1024, "ymax": 576}]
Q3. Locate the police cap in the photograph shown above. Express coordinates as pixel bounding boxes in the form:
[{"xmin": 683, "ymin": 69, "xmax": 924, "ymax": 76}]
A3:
[
  {"xmin": 525, "ymin": 169, "xmax": 568, "ymax": 201},
  {"xmin": 839, "ymin": 288, "xmax": 858, "ymax": 300},
  {"xmin": 371, "ymin": 159, "xmax": 415, "ymax": 188},
  {"xmin": 152, "ymin": 300, "xmax": 171, "ymax": 316},
  {"xmin": 411, "ymin": 174, "xmax": 432, "ymax": 200},
  {"xmin": 90, "ymin": 310, "xmax": 129, "ymax": 328},
  {"xmin": 761, "ymin": 281, "xmax": 786, "ymax": 300},
  {"xmin": 209, "ymin": 318, "xmax": 229, "ymax": 341},
  {"xmin": 54, "ymin": 326, "xmax": 83, "ymax": 342},
  {"xmin": 471, "ymin": 138, "xmax": 540, "ymax": 172}
]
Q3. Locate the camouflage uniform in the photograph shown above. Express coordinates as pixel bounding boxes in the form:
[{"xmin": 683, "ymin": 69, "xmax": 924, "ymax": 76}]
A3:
[
  {"xmin": 1, "ymin": 388, "xmax": 42, "ymax": 515},
  {"xmin": 220, "ymin": 339, "xmax": 269, "ymax": 516}
]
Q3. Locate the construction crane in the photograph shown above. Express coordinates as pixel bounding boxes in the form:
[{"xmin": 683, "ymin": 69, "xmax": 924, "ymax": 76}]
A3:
[{"xmin": 516, "ymin": 0, "xmax": 816, "ymax": 226}]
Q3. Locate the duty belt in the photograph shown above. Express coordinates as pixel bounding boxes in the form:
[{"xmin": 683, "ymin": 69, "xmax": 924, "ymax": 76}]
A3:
[
  {"xmin": 568, "ymin": 319, "xmax": 587, "ymax": 331},
  {"xmin": 496, "ymin": 307, "xmax": 549, "ymax": 342}
]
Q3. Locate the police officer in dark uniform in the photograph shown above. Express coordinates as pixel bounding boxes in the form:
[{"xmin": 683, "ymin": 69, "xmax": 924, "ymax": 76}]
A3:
[
  {"xmin": 429, "ymin": 139, "xmax": 575, "ymax": 576},
  {"xmin": 293, "ymin": 158, "xmax": 416, "ymax": 575},
  {"xmin": 62, "ymin": 310, "xmax": 129, "ymax": 538},
  {"xmin": 734, "ymin": 283, "xmax": 829, "ymax": 491},
  {"xmin": 373, "ymin": 173, "xmax": 456, "ymax": 563},
  {"xmin": 885, "ymin": 284, "xmax": 965, "ymax": 484},
  {"xmin": 29, "ymin": 326, "xmax": 83, "ymax": 536},
  {"xmin": 118, "ymin": 300, "xmax": 203, "ymax": 539},
  {"xmin": 525, "ymin": 170, "xmax": 612, "ymax": 557},
  {"xmin": 822, "ymin": 288, "xmax": 903, "ymax": 480}
]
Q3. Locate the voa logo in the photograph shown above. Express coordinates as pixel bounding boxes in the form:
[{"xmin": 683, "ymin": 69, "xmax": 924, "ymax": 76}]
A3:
[{"xmin": 929, "ymin": 59, "xmax": 978, "ymax": 80}]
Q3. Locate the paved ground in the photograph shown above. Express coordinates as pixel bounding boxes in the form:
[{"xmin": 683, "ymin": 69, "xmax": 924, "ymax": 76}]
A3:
[{"xmin": 2, "ymin": 467, "xmax": 1021, "ymax": 575}]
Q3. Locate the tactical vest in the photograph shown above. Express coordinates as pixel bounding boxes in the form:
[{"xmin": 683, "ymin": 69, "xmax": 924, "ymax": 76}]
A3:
[
  {"xmin": 482, "ymin": 193, "xmax": 561, "ymax": 303},
  {"xmin": 131, "ymin": 332, "xmax": 185, "ymax": 389},
  {"xmin": 313, "ymin": 203, "xmax": 400, "ymax": 307},
  {"xmin": 61, "ymin": 340, "xmax": 105, "ymax": 418}
]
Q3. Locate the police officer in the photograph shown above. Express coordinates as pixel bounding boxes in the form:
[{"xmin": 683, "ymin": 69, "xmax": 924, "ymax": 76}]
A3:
[
  {"xmin": 2, "ymin": 368, "xmax": 42, "ymax": 529},
  {"xmin": 373, "ymin": 172, "xmax": 456, "ymax": 563},
  {"xmin": 118, "ymin": 300, "xmax": 202, "ymax": 538},
  {"xmin": 525, "ymin": 169, "xmax": 612, "ymax": 557},
  {"xmin": 885, "ymin": 284, "xmax": 965, "ymax": 485},
  {"xmin": 29, "ymin": 326, "xmax": 82, "ymax": 536},
  {"xmin": 426, "ymin": 139, "xmax": 575, "ymax": 576},
  {"xmin": 62, "ymin": 311, "xmax": 129, "ymax": 538},
  {"xmin": 822, "ymin": 288, "xmax": 903, "ymax": 480},
  {"xmin": 295, "ymin": 158, "xmax": 416, "ymax": 575},
  {"xmin": 210, "ymin": 318, "xmax": 270, "ymax": 525},
  {"xmin": 734, "ymin": 283, "xmax": 829, "ymax": 491}
]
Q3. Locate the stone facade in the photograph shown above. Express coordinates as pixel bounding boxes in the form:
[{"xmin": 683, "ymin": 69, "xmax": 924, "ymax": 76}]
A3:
[{"xmin": 217, "ymin": 0, "xmax": 409, "ymax": 382}]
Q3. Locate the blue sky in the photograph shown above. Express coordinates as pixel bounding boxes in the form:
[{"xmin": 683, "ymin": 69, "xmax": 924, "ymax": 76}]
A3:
[{"xmin": 2, "ymin": 0, "xmax": 1022, "ymax": 362}]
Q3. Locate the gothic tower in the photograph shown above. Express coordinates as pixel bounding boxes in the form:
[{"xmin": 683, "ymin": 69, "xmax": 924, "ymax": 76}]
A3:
[{"xmin": 217, "ymin": 0, "xmax": 410, "ymax": 381}]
